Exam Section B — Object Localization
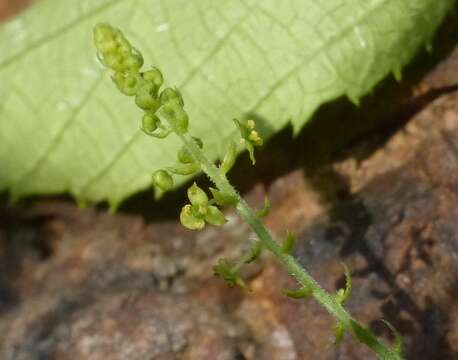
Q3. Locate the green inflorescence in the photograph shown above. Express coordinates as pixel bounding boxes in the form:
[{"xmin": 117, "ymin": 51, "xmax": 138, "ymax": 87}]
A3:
[{"xmin": 94, "ymin": 23, "xmax": 404, "ymax": 360}]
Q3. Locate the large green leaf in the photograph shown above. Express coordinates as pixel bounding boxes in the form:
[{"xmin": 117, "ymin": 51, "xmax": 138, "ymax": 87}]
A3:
[{"xmin": 0, "ymin": 0, "xmax": 454, "ymax": 207}]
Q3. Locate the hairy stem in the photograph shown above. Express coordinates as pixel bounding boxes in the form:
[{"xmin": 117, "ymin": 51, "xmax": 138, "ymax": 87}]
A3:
[{"xmin": 178, "ymin": 132, "xmax": 402, "ymax": 360}]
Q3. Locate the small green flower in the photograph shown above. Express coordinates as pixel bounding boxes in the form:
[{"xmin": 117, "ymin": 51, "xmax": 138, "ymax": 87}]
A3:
[{"xmin": 179, "ymin": 183, "xmax": 227, "ymax": 231}]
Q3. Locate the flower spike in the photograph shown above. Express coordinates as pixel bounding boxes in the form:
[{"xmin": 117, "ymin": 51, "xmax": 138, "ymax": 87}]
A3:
[{"xmin": 95, "ymin": 24, "xmax": 404, "ymax": 360}]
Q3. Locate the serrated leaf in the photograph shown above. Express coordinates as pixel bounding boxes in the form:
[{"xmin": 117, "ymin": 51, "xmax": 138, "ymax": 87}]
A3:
[{"xmin": 0, "ymin": 0, "xmax": 453, "ymax": 206}]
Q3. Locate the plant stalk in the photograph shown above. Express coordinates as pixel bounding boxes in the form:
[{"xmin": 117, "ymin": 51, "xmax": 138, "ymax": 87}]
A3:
[{"xmin": 178, "ymin": 132, "xmax": 402, "ymax": 360}]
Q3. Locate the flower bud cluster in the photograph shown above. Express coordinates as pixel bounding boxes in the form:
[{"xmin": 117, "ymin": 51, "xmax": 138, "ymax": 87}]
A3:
[{"xmin": 94, "ymin": 23, "xmax": 188, "ymax": 137}]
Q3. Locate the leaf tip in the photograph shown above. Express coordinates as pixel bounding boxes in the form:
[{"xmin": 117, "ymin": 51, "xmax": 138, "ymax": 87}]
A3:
[
  {"xmin": 108, "ymin": 199, "xmax": 120, "ymax": 214},
  {"xmin": 347, "ymin": 93, "xmax": 360, "ymax": 107},
  {"xmin": 392, "ymin": 67, "xmax": 402, "ymax": 82}
]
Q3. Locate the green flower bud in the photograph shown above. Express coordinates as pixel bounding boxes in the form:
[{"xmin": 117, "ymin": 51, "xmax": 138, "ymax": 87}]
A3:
[
  {"xmin": 96, "ymin": 39, "xmax": 118, "ymax": 54},
  {"xmin": 151, "ymin": 169, "xmax": 173, "ymax": 191},
  {"xmin": 136, "ymin": 79, "xmax": 155, "ymax": 94},
  {"xmin": 167, "ymin": 163, "xmax": 200, "ymax": 175},
  {"xmin": 180, "ymin": 204, "xmax": 205, "ymax": 230},
  {"xmin": 112, "ymin": 72, "xmax": 138, "ymax": 96},
  {"xmin": 159, "ymin": 87, "xmax": 184, "ymax": 106},
  {"xmin": 282, "ymin": 286, "xmax": 312, "ymax": 299},
  {"xmin": 142, "ymin": 113, "xmax": 159, "ymax": 134},
  {"xmin": 177, "ymin": 147, "xmax": 194, "ymax": 164},
  {"xmin": 248, "ymin": 130, "xmax": 263, "ymax": 146},
  {"xmin": 135, "ymin": 93, "xmax": 160, "ymax": 112},
  {"xmin": 142, "ymin": 68, "xmax": 163, "ymax": 92},
  {"xmin": 205, "ymin": 205, "xmax": 227, "ymax": 226},
  {"xmin": 102, "ymin": 52, "xmax": 125, "ymax": 72},
  {"xmin": 160, "ymin": 100, "xmax": 188, "ymax": 134},
  {"xmin": 94, "ymin": 23, "xmax": 143, "ymax": 73},
  {"xmin": 94, "ymin": 23, "xmax": 118, "ymax": 52},
  {"xmin": 123, "ymin": 50, "xmax": 144, "ymax": 72},
  {"xmin": 114, "ymin": 32, "xmax": 132, "ymax": 53},
  {"xmin": 187, "ymin": 183, "xmax": 208, "ymax": 207},
  {"xmin": 178, "ymin": 137, "xmax": 203, "ymax": 161}
]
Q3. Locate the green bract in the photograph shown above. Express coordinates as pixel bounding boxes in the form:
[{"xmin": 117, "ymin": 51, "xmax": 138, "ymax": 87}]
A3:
[{"xmin": 213, "ymin": 258, "xmax": 247, "ymax": 289}]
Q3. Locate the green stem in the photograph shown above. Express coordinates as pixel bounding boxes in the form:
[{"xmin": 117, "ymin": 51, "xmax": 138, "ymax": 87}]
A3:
[{"xmin": 178, "ymin": 133, "xmax": 402, "ymax": 360}]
